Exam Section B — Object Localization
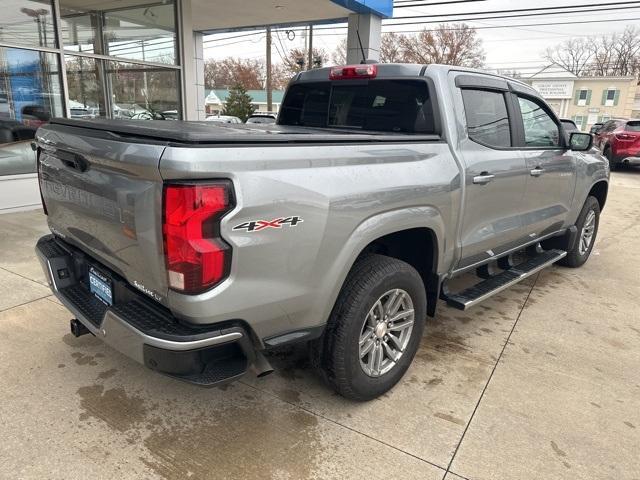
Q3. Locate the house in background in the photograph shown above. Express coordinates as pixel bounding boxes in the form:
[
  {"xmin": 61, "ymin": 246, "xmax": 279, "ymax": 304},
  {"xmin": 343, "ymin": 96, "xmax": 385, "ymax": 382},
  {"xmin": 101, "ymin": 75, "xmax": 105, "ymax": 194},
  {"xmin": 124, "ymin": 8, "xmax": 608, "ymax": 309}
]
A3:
[
  {"xmin": 524, "ymin": 66, "xmax": 639, "ymax": 131},
  {"xmin": 205, "ymin": 89, "xmax": 286, "ymax": 116}
]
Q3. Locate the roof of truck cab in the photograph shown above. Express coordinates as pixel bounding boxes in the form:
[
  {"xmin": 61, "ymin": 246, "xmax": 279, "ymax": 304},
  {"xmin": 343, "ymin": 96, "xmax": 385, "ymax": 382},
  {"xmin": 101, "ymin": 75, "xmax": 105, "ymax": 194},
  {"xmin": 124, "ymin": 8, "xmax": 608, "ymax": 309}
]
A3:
[
  {"xmin": 294, "ymin": 63, "xmax": 534, "ymax": 91},
  {"xmin": 44, "ymin": 118, "xmax": 441, "ymax": 144}
]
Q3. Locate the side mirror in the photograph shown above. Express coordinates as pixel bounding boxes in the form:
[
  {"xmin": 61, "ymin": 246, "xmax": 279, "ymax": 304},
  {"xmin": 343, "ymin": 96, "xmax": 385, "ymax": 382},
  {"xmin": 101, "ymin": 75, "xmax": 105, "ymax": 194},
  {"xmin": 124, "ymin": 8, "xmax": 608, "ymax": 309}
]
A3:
[{"xmin": 569, "ymin": 132, "xmax": 592, "ymax": 152}]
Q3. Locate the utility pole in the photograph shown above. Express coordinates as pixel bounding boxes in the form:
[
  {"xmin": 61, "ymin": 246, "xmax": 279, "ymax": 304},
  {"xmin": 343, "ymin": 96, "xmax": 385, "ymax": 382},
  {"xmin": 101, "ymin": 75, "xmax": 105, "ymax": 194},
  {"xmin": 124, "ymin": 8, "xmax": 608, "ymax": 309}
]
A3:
[
  {"xmin": 266, "ymin": 26, "xmax": 272, "ymax": 113},
  {"xmin": 307, "ymin": 25, "xmax": 313, "ymax": 70}
]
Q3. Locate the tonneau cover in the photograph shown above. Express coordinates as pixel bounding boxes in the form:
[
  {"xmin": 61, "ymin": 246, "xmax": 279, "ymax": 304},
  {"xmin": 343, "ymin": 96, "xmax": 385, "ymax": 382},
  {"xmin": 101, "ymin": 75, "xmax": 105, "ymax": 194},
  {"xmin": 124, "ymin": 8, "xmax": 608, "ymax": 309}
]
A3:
[{"xmin": 47, "ymin": 118, "xmax": 439, "ymax": 144}]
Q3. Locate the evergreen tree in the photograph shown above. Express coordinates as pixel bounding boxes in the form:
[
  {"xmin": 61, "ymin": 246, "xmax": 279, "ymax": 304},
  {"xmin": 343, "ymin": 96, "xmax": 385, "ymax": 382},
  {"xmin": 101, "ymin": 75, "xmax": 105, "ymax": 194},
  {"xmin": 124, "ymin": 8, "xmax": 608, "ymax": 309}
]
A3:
[{"xmin": 222, "ymin": 84, "xmax": 255, "ymax": 122}]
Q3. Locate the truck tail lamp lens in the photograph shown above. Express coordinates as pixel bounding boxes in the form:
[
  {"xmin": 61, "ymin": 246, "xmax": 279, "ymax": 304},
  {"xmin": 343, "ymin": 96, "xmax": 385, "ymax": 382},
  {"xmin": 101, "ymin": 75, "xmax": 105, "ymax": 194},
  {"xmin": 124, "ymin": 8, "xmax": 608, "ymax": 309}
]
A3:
[
  {"xmin": 329, "ymin": 64, "xmax": 377, "ymax": 80},
  {"xmin": 163, "ymin": 182, "xmax": 234, "ymax": 294}
]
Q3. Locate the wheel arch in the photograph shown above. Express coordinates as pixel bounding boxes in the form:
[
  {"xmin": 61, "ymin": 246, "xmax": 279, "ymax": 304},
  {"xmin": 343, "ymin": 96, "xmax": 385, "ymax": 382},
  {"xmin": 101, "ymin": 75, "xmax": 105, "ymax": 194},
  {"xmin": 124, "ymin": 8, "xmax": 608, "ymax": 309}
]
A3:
[
  {"xmin": 588, "ymin": 180, "xmax": 609, "ymax": 211},
  {"xmin": 320, "ymin": 207, "xmax": 446, "ymax": 322}
]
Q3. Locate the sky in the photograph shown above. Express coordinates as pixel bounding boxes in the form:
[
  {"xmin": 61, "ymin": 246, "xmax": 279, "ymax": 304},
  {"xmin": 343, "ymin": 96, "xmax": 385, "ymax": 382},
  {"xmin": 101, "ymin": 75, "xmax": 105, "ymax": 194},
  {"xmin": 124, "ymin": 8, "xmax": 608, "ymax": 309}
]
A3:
[{"xmin": 202, "ymin": 0, "xmax": 639, "ymax": 76}]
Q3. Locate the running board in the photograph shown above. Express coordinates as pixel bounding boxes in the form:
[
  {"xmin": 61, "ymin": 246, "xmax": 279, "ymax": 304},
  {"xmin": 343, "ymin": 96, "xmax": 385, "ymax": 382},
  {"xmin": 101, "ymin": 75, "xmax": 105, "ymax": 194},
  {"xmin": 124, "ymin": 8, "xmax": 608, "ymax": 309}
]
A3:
[{"xmin": 443, "ymin": 249, "xmax": 567, "ymax": 310}]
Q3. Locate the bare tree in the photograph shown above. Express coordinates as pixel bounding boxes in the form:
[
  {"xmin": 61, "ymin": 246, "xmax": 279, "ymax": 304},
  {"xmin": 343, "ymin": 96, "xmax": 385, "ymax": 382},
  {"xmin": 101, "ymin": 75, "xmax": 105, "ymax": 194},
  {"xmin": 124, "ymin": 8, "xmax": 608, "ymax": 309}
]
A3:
[
  {"xmin": 543, "ymin": 38, "xmax": 592, "ymax": 76},
  {"xmin": 400, "ymin": 24, "xmax": 485, "ymax": 67},
  {"xmin": 332, "ymin": 39, "xmax": 347, "ymax": 65},
  {"xmin": 544, "ymin": 26, "xmax": 640, "ymax": 77},
  {"xmin": 380, "ymin": 33, "xmax": 405, "ymax": 63}
]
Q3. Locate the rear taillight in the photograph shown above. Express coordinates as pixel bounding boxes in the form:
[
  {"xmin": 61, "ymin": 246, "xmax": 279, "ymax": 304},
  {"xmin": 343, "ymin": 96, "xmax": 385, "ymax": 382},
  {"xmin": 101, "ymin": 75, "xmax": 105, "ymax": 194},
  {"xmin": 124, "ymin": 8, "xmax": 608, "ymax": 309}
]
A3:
[
  {"xmin": 35, "ymin": 147, "xmax": 48, "ymax": 215},
  {"xmin": 615, "ymin": 132, "xmax": 636, "ymax": 141},
  {"xmin": 329, "ymin": 64, "xmax": 377, "ymax": 80},
  {"xmin": 163, "ymin": 182, "xmax": 234, "ymax": 294}
]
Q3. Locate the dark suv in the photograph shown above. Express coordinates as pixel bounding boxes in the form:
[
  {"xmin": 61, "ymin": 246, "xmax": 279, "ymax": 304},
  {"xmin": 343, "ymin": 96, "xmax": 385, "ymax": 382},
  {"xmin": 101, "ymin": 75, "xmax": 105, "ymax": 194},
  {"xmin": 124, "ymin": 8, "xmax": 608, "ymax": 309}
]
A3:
[{"xmin": 595, "ymin": 119, "xmax": 640, "ymax": 169}]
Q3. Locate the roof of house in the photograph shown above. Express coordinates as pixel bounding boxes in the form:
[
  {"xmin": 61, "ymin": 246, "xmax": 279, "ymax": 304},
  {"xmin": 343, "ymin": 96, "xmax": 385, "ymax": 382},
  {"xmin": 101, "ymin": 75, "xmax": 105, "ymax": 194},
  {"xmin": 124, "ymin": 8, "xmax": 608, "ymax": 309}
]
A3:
[{"xmin": 205, "ymin": 89, "xmax": 286, "ymax": 105}]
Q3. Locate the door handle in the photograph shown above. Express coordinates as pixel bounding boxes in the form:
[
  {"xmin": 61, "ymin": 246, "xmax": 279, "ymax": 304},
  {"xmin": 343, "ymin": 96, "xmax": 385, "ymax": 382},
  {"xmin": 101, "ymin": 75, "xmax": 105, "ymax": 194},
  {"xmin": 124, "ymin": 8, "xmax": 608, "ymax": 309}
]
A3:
[
  {"xmin": 473, "ymin": 173, "xmax": 495, "ymax": 185},
  {"xmin": 530, "ymin": 167, "xmax": 545, "ymax": 177}
]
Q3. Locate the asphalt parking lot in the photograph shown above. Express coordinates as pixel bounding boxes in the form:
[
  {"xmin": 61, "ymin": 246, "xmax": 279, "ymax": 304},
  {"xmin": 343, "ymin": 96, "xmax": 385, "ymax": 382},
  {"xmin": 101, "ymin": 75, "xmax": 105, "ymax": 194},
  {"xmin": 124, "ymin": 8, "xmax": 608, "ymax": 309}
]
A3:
[{"xmin": 1, "ymin": 171, "xmax": 639, "ymax": 480}]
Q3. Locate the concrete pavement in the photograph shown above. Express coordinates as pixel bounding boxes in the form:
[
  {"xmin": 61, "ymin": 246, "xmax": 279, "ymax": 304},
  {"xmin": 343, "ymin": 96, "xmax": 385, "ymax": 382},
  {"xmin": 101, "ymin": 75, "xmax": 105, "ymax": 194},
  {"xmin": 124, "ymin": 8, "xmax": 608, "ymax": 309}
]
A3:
[{"xmin": 0, "ymin": 171, "xmax": 639, "ymax": 480}]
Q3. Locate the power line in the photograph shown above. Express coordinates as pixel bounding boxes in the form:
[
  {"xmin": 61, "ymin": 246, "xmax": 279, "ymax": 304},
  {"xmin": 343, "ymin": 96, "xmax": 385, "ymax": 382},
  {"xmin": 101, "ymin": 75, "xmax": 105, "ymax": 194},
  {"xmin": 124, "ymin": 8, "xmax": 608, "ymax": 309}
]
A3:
[
  {"xmin": 393, "ymin": 0, "xmax": 486, "ymax": 7},
  {"xmin": 387, "ymin": 15, "xmax": 640, "ymax": 29},
  {"xmin": 392, "ymin": 1, "xmax": 640, "ymax": 19},
  {"xmin": 387, "ymin": 5, "xmax": 640, "ymax": 26}
]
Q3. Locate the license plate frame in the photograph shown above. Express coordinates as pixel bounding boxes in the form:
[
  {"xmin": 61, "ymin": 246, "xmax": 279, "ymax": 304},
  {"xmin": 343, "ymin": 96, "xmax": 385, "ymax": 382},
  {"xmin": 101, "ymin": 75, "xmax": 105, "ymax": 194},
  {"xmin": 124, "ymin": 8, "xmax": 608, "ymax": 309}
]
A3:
[{"xmin": 89, "ymin": 266, "xmax": 113, "ymax": 306}]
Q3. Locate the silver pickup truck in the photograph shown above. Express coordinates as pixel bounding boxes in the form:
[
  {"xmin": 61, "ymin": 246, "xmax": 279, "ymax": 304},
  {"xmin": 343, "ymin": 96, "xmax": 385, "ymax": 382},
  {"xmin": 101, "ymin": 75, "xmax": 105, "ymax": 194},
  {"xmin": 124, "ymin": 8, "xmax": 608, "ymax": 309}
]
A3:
[{"xmin": 35, "ymin": 64, "xmax": 608, "ymax": 400}]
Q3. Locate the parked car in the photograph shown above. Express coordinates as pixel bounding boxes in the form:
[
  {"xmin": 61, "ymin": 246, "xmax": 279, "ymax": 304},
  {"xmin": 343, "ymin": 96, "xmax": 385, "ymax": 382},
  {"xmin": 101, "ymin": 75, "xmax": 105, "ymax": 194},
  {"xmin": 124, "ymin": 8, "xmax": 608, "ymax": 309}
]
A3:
[
  {"xmin": 206, "ymin": 115, "xmax": 242, "ymax": 123},
  {"xmin": 35, "ymin": 64, "xmax": 608, "ymax": 400},
  {"xmin": 0, "ymin": 120, "xmax": 37, "ymax": 176},
  {"xmin": 130, "ymin": 111, "xmax": 167, "ymax": 121},
  {"xmin": 560, "ymin": 118, "xmax": 579, "ymax": 133},
  {"xmin": 560, "ymin": 118, "xmax": 580, "ymax": 143},
  {"xmin": 594, "ymin": 118, "xmax": 640, "ymax": 169},
  {"xmin": 589, "ymin": 122, "xmax": 604, "ymax": 135},
  {"xmin": 246, "ymin": 114, "xmax": 276, "ymax": 124}
]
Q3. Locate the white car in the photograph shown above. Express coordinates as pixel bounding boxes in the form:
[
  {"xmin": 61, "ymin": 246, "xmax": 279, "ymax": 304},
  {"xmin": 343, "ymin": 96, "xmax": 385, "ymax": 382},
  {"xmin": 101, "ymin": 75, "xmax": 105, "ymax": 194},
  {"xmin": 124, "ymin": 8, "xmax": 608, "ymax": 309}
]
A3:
[{"xmin": 205, "ymin": 115, "xmax": 242, "ymax": 124}]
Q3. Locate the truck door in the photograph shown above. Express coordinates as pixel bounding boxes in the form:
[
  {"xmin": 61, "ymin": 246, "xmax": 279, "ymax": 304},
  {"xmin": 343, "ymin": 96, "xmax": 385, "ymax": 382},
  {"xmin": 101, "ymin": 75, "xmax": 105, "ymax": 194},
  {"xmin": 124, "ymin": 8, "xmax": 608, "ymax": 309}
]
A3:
[
  {"xmin": 455, "ymin": 84, "xmax": 529, "ymax": 270},
  {"xmin": 513, "ymin": 94, "xmax": 577, "ymax": 239}
]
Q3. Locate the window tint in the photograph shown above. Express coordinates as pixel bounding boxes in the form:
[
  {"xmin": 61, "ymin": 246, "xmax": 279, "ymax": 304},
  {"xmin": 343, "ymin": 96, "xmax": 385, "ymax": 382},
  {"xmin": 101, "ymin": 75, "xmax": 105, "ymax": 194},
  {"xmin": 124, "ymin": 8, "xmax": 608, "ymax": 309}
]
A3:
[
  {"xmin": 626, "ymin": 121, "xmax": 640, "ymax": 132},
  {"xmin": 517, "ymin": 96, "xmax": 561, "ymax": 147},
  {"xmin": 279, "ymin": 80, "xmax": 436, "ymax": 133},
  {"xmin": 461, "ymin": 89, "xmax": 511, "ymax": 148}
]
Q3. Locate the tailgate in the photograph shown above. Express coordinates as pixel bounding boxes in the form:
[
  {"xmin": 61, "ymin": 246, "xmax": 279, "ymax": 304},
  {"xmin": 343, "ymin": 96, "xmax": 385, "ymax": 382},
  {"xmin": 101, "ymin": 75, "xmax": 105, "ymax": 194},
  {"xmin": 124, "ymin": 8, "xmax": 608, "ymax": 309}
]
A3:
[{"xmin": 37, "ymin": 124, "xmax": 169, "ymax": 304}]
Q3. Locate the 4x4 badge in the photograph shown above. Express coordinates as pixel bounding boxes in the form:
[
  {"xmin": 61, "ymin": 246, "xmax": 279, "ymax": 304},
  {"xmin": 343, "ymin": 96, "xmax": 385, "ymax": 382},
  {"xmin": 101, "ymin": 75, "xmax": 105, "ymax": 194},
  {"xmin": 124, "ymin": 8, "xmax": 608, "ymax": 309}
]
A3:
[{"xmin": 232, "ymin": 216, "xmax": 303, "ymax": 232}]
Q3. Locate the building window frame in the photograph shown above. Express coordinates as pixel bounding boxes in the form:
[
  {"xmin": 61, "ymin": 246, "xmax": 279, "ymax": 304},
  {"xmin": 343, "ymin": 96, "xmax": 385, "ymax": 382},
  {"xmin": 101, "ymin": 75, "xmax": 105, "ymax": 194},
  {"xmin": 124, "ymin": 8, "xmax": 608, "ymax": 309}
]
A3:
[{"xmin": 0, "ymin": 0, "xmax": 184, "ymax": 121}]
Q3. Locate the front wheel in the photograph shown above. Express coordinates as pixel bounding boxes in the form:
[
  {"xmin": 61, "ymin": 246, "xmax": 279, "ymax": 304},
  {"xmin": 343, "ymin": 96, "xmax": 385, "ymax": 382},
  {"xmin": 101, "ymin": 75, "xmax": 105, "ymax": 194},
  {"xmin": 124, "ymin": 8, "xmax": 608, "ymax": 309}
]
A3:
[
  {"xmin": 559, "ymin": 196, "xmax": 601, "ymax": 268},
  {"xmin": 316, "ymin": 254, "xmax": 426, "ymax": 401}
]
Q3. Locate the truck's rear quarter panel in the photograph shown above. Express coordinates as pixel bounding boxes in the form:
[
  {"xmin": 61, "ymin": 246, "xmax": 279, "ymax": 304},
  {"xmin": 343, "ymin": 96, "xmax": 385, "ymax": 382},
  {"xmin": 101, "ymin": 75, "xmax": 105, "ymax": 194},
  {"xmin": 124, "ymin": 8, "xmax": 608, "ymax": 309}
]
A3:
[{"xmin": 160, "ymin": 141, "xmax": 459, "ymax": 339}]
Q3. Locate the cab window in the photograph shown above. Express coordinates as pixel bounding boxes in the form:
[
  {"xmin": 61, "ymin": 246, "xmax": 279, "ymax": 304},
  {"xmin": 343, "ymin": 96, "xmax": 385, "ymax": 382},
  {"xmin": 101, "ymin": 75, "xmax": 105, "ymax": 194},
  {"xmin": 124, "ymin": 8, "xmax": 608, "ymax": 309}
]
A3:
[
  {"xmin": 461, "ymin": 89, "xmax": 511, "ymax": 148},
  {"xmin": 517, "ymin": 96, "xmax": 561, "ymax": 147}
]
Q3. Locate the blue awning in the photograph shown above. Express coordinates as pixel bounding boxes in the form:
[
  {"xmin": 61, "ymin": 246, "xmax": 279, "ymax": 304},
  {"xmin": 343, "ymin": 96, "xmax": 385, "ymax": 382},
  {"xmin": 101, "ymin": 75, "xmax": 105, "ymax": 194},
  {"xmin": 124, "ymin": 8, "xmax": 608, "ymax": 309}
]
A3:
[{"xmin": 330, "ymin": 0, "xmax": 393, "ymax": 18}]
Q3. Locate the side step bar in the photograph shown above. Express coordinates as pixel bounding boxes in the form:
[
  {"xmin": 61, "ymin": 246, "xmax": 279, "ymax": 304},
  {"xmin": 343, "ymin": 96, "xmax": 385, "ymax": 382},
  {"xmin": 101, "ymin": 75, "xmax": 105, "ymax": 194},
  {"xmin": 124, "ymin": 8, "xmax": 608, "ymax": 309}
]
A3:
[{"xmin": 443, "ymin": 249, "xmax": 567, "ymax": 310}]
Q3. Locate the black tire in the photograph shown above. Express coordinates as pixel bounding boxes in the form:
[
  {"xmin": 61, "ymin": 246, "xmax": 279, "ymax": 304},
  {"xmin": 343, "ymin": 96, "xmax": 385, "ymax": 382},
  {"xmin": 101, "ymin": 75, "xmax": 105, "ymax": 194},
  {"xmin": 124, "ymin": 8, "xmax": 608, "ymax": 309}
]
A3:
[
  {"xmin": 604, "ymin": 146, "xmax": 619, "ymax": 171},
  {"xmin": 559, "ymin": 196, "xmax": 601, "ymax": 268},
  {"xmin": 315, "ymin": 254, "xmax": 426, "ymax": 401}
]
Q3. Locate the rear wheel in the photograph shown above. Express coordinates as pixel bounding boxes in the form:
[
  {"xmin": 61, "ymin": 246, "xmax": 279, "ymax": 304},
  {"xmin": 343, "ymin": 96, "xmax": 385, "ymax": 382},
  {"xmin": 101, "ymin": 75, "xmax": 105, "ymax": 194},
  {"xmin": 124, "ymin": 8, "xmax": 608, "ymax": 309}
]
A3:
[
  {"xmin": 604, "ymin": 146, "xmax": 619, "ymax": 170},
  {"xmin": 316, "ymin": 254, "xmax": 426, "ymax": 401},
  {"xmin": 559, "ymin": 196, "xmax": 600, "ymax": 268}
]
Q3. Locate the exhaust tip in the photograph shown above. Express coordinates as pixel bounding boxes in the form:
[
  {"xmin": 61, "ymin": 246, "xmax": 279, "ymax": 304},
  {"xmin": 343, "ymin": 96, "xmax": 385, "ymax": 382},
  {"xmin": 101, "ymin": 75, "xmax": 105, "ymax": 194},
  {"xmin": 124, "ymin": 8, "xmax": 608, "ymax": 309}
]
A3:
[{"xmin": 251, "ymin": 350, "xmax": 274, "ymax": 378}]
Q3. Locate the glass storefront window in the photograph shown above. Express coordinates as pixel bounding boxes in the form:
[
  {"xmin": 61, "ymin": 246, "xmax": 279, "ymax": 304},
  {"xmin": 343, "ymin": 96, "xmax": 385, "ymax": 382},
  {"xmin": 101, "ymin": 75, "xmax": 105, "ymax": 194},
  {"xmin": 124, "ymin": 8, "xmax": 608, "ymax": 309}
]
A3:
[
  {"xmin": 108, "ymin": 61, "xmax": 180, "ymax": 120},
  {"xmin": 65, "ymin": 55, "xmax": 106, "ymax": 118},
  {"xmin": 0, "ymin": 46, "xmax": 63, "ymax": 176},
  {"xmin": 60, "ymin": 1, "xmax": 177, "ymax": 65},
  {"xmin": 1, "ymin": 0, "xmax": 56, "ymax": 49}
]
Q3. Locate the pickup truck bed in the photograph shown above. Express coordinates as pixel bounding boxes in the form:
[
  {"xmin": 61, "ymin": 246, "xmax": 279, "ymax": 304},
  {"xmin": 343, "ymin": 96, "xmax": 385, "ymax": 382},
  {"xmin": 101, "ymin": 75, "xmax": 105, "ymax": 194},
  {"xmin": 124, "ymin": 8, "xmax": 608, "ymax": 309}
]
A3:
[{"xmin": 47, "ymin": 118, "xmax": 441, "ymax": 144}]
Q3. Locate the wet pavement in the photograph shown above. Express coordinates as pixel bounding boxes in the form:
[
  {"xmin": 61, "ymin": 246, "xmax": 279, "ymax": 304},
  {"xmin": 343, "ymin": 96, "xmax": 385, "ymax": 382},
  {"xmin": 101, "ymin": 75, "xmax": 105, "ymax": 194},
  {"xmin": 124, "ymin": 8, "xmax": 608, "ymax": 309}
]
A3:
[{"xmin": 1, "ymin": 171, "xmax": 639, "ymax": 480}]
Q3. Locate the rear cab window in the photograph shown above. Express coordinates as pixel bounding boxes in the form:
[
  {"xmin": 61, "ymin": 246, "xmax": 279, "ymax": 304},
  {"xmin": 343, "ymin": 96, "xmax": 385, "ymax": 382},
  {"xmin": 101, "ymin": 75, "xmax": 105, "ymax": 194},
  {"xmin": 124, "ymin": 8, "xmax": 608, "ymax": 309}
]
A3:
[{"xmin": 278, "ymin": 80, "xmax": 436, "ymax": 134}]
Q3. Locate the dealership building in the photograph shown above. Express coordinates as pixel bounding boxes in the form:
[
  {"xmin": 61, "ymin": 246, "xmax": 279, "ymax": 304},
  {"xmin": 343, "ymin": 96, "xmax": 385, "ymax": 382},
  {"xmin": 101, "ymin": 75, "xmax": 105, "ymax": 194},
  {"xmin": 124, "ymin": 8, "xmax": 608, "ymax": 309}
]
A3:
[
  {"xmin": 0, "ymin": 0, "xmax": 392, "ymax": 212},
  {"xmin": 525, "ymin": 70, "xmax": 640, "ymax": 131}
]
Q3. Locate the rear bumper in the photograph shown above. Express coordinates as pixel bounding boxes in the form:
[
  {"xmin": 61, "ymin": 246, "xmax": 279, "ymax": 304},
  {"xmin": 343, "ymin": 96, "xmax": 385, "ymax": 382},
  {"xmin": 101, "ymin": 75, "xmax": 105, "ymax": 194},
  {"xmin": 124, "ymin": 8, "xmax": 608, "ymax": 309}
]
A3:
[
  {"xmin": 36, "ymin": 234, "xmax": 262, "ymax": 386},
  {"xmin": 620, "ymin": 156, "xmax": 640, "ymax": 165}
]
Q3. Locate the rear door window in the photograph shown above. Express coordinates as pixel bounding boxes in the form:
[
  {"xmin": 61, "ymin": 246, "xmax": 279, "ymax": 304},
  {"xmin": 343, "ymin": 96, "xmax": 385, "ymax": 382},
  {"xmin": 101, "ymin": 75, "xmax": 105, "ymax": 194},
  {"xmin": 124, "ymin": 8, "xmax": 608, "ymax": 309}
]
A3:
[
  {"xmin": 279, "ymin": 80, "xmax": 435, "ymax": 133},
  {"xmin": 461, "ymin": 89, "xmax": 512, "ymax": 148},
  {"xmin": 625, "ymin": 121, "xmax": 640, "ymax": 132}
]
